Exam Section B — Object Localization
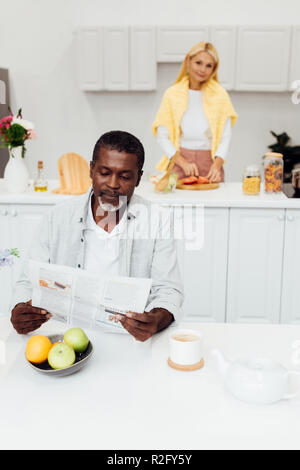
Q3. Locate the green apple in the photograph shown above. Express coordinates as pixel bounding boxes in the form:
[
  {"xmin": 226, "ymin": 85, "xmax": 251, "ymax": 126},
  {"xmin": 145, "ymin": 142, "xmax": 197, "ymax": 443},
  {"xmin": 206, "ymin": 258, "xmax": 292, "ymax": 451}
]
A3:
[
  {"xmin": 48, "ymin": 343, "xmax": 76, "ymax": 370},
  {"xmin": 64, "ymin": 327, "xmax": 89, "ymax": 353}
]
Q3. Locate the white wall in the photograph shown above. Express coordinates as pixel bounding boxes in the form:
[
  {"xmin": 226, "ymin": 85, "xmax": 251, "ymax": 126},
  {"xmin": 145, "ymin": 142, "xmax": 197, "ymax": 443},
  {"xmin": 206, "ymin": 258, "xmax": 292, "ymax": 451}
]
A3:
[{"xmin": 1, "ymin": 0, "xmax": 300, "ymax": 182}]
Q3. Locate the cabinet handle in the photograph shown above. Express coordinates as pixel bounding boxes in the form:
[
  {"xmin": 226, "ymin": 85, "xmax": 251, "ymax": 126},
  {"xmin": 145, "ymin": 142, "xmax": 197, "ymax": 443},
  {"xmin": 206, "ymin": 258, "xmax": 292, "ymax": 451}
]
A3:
[
  {"xmin": 1, "ymin": 210, "xmax": 8, "ymax": 216},
  {"xmin": 10, "ymin": 210, "xmax": 17, "ymax": 217},
  {"xmin": 288, "ymin": 215, "xmax": 295, "ymax": 222},
  {"xmin": 277, "ymin": 215, "xmax": 284, "ymax": 221}
]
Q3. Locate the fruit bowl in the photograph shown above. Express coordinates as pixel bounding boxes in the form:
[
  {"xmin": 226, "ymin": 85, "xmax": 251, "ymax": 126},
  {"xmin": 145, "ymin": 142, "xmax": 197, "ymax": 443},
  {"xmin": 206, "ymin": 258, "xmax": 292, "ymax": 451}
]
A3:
[{"xmin": 26, "ymin": 334, "xmax": 94, "ymax": 377}]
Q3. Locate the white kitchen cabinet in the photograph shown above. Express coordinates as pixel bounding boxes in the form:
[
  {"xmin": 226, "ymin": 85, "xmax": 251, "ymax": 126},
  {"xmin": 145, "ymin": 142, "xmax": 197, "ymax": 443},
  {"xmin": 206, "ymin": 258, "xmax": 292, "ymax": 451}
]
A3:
[
  {"xmin": 289, "ymin": 26, "xmax": 300, "ymax": 92},
  {"xmin": 174, "ymin": 206, "xmax": 228, "ymax": 322},
  {"xmin": 236, "ymin": 26, "xmax": 291, "ymax": 91},
  {"xmin": 0, "ymin": 206, "xmax": 13, "ymax": 314},
  {"xmin": 226, "ymin": 208, "xmax": 285, "ymax": 323},
  {"xmin": 157, "ymin": 26, "xmax": 210, "ymax": 62},
  {"xmin": 0, "ymin": 204, "xmax": 50, "ymax": 314},
  {"xmin": 104, "ymin": 26, "xmax": 129, "ymax": 91},
  {"xmin": 10, "ymin": 205, "xmax": 49, "ymax": 286},
  {"xmin": 281, "ymin": 209, "xmax": 300, "ymax": 323},
  {"xmin": 130, "ymin": 27, "xmax": 156, "ymax": 90},
  {"xmin": 78, "ymin": 27, "xmax": 104, "ymax": 91},
  {"xmin": 211, "ymin": 26, "xmax": 237, "ymax": 91}
]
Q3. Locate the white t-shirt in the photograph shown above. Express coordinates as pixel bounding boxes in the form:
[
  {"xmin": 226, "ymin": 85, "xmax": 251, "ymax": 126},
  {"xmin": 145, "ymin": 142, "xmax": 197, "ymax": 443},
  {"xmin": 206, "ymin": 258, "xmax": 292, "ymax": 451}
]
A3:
[
  {"xmin": 84, "ymin": 196, "xmax": 128, "ymax": 277},
  {"xmin": 156, "ymin": 89, "xmax": 232, "ymax": 160}
]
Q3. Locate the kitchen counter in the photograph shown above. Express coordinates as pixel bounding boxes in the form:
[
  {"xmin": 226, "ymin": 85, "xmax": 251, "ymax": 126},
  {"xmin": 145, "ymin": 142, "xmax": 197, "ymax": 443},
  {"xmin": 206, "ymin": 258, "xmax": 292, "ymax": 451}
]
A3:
[
  {"xmin": 1, "ymin": 179, "xmax": 300, "ymax": 208},
  {"xmin": 1, "ymin": 316, "xmax": 300, "ymax": 450}
]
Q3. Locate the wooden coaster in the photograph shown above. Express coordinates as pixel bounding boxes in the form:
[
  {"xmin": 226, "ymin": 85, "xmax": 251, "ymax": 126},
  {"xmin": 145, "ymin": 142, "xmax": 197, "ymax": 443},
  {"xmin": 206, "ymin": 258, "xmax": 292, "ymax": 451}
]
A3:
[{"xmin": 167, "ymin": 357, "xmax": 204, "ymax": 371}]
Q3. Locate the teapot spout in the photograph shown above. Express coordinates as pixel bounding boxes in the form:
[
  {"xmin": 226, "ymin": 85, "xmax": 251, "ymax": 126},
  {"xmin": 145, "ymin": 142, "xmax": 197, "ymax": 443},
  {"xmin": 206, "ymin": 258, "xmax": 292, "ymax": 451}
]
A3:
[{"xmin": 210, "ymin": 348, "xmax": 230, "ymax": 379}]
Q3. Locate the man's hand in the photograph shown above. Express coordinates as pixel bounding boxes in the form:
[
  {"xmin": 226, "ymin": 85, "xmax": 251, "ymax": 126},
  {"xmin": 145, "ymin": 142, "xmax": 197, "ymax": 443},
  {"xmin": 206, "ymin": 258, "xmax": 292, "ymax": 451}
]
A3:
[
  {"xmin": 11, "ymin": 300, "xmax": 51, "ymax": 335},
  {"xmin": 117, "ymin": 308, "xmax": 174, "ymax": 342}
]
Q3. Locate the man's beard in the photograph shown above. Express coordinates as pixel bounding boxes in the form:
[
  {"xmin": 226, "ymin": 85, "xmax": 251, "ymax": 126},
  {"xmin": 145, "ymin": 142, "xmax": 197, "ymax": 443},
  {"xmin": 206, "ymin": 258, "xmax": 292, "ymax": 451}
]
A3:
[{"xmin": 97, "ymin": 195, "xmax": 126, "ymax": 213}]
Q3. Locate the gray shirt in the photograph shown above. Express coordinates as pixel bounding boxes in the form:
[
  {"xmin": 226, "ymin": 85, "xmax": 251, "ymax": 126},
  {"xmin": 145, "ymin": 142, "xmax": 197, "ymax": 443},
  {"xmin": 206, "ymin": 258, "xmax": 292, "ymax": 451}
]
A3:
[{"xmin": 12, "ymin": 188, "xmax": 184, "ymax": 322}]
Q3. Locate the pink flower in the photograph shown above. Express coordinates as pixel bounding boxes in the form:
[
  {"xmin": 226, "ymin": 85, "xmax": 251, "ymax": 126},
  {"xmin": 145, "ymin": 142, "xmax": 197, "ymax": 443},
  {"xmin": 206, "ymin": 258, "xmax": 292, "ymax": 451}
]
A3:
[{"xmin": 0, "ymin": 115, "xmax": 13, "ymax": 129}]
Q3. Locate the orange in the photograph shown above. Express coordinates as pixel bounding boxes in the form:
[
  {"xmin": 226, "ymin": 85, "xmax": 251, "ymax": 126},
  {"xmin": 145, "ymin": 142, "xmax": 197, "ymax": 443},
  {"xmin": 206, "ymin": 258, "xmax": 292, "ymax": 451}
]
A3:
[{"xmin": 25, "ymin": 335, "xmax": 52, "ymax": 364}]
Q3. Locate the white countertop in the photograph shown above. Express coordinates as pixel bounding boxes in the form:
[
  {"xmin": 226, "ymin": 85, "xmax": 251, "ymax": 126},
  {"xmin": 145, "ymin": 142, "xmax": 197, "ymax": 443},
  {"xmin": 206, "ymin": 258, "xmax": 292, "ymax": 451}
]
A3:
[
  {"xmin": 1, "ymin": 316, "xmax": 300, "ymax": 450},
  {"xmin": 1, "ymin": 179, "xmax": 300, "ymax": 209}
]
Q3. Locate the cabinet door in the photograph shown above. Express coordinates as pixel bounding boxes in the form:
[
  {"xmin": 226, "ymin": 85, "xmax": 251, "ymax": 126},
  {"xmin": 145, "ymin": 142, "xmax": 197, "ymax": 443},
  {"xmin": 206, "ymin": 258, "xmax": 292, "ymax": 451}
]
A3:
[
  {"xmin": 0, "ymin": 206, "xmax": 13, "ymax": 314},
  {"xmin": 157, "ymin": 26, "xmax": 210, "ymax": 62},
  {"xmin": 236, "ymin": 26, "xmax": 291, "ymax": 91},
  {"xmin": 174, "ymin": 206, "xmax": 228, "ymax": 322},
  {"xmin": 211, "ymin": 26, "xmax": 237, "ymax": 91},
  {"xmin": 9, "ymin": 205, "xmax": 50, "ymax": 288},
  {"xmin": 281, "ymin": 209, "xmax": 300, "ymax": 323},
  {"xmin": 289, "ymin": 26, "xmax": 300, "ymax": 92},
  {"xmin": 104, "ymin": 27, "xmax": 129, "ymax": 90},
  {"xmin": 227, "ymin": 208, "xmax": 285, "ymax": 323},
  {"xmin": 130, "ymin": 27, "xmax": 156, "ymax": 90},
  {"xmin": 78, "ymin": 27, "xmax": 104, "ymax": 91}
]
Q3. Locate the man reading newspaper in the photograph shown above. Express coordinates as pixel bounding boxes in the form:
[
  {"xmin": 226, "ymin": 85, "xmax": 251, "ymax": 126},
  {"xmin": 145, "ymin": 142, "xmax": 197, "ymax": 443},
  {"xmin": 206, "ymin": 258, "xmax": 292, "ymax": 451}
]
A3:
[{"xmin": 11, "ymin": 131, "xmax": 183, "ymax": 341}]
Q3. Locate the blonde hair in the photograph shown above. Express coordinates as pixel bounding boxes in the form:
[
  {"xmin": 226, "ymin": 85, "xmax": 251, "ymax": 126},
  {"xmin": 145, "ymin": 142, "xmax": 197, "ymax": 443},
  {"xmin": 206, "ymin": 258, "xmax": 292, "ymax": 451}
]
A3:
[{"xmin": 175, "ymin": 41, "xmax": 219, "ymax": 85}]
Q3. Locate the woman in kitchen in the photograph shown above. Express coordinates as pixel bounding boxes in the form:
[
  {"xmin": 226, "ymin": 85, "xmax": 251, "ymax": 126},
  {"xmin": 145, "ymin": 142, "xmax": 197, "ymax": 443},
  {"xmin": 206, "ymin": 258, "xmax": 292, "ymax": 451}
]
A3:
[{"xmin": 152, "ymin": 41, "xmax": 238, "ymax": 182}]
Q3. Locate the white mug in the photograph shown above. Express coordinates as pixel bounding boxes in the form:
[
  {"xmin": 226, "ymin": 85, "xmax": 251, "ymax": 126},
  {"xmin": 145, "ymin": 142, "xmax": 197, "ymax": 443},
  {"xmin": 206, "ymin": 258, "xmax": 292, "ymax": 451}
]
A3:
[{"xmin": 169, "ymin": 329, "xmax": 203, "ymax": 366}]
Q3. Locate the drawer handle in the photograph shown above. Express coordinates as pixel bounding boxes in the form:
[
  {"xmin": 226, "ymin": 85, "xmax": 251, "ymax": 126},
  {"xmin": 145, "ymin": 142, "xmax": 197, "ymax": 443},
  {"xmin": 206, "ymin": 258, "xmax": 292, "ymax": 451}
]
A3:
[
  {"xmin": 11, "ymin": 210, "xmax": 17, "ymax": 217},
  {"xmin": 288, "ymin": 215, "xmax": 294, "ymax": 222},
  {"xmin": 277, "ymin": 215, "xmax": 284, "ymax": 221},
  {"xmin": 1, "ymin": 210, "xmax": 8, "ymax": 216}
]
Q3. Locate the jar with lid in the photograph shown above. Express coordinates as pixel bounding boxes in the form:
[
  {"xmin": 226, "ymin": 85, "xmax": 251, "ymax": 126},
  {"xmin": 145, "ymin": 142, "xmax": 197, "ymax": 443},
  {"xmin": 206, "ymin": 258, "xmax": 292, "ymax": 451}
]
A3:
[
  {"xmin": 264, "ymin": 152, "xmax": 283, "ymax": 193},
  {"xmin": 243, "ymin": 165, "xmax": 261, "ymax": 195}
]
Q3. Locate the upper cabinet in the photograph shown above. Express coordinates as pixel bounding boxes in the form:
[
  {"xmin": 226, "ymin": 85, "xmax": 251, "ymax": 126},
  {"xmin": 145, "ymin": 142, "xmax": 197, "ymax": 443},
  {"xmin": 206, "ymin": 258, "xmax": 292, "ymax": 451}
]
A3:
[
  {"xmin": 78, "ymin": 27, "xmax": 104, "ymax": 91},
  {"xmin": 104, "ymin": 27, "xmax": 129, "ymax": 91},
  {"xmin": 78, "ymin": 25, "xmax": 296, "ymax": 92},
  {"xmin": 236, "ymin": 26, "xmax": 291, "ymax": 91},
  {"xmin": 78, "ymin": 26, "xmax": 156, "ymax": 91},
  {"xmin": 156, "ymin": 26, "xmax": 210, "ymax": 62},
  {"xmin": 211, "ymin": 26, "xmax": 237, "ymax": 90},
  {"xmin": 289, "ymin": 26, "xmax": 300, "ymax": 90},
  {"xmin": 130, "ymin": 27, "xmax": 156, "ymax": 91}
]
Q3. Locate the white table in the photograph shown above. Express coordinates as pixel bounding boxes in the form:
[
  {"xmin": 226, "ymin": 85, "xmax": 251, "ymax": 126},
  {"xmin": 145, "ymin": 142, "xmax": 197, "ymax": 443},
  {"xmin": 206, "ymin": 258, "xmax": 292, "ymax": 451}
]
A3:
[{"xmin": 1, "ymin": 317, "xmax": 300, "ymax": 450}]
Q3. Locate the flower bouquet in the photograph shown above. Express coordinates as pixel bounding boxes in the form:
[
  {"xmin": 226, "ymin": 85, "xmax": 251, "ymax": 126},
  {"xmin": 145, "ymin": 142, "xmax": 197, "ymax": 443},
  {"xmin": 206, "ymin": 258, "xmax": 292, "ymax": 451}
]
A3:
[
  {"xmin": 0, "ymin": 108, "xmax": 36, "ymax": 158},
  {"xmin": 0, "ymin": 248, "xmax": 19, "ymax": 268},
  {"xmin": 0, "ymin": 108, "xmax": 37, "ymax": 193}
]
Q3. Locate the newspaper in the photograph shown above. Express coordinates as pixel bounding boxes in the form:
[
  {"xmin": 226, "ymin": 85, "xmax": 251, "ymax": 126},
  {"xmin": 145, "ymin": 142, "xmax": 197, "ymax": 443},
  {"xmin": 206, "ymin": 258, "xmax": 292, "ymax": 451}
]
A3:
[{"xmin": 28, "ymin": 260, "xmax": 152, "ymax": 333}]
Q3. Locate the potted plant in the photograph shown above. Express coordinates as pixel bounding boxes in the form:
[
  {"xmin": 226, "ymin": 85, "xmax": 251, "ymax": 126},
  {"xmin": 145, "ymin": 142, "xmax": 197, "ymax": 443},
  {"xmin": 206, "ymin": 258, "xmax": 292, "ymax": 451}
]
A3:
[{"xmin": 0, "ymin": 108, "xmax": 37, "ymax": 193}]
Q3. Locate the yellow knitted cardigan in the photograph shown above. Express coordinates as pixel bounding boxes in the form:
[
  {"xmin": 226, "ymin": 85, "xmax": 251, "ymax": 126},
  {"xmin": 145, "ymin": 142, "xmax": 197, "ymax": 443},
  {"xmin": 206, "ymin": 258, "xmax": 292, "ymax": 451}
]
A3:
[{"xmin": 152, "ymin": 75, "xmax": 238, "ymax": 172}]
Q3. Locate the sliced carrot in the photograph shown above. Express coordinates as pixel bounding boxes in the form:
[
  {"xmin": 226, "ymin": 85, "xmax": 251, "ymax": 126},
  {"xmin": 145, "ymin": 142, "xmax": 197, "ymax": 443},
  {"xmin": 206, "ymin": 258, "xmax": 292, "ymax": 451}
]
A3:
[
  {"xmin": 197, "ymin": 176, "xmax": 209, "ymax": 184},
  {"xmin": 181, "ymin": 176, "xmax": 198, "ymax": 184}
]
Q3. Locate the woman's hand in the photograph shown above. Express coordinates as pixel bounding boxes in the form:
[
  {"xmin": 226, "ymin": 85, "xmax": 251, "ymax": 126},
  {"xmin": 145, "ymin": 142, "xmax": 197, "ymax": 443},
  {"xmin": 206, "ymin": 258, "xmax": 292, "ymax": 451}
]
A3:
[
  {"xmin": 206, "ymin": 156, "xmax": 224, "ymax": 183},
  {"xmin": 176, "ymin": 153, "xmax": 199, "ymax": 177}
]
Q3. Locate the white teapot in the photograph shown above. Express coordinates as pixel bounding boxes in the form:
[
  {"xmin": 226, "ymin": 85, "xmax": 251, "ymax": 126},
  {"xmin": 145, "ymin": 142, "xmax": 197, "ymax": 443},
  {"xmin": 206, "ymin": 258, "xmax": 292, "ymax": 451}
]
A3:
[{"xmin": 211, "ymin": 349, "xmax": 300, "ymax": 405}]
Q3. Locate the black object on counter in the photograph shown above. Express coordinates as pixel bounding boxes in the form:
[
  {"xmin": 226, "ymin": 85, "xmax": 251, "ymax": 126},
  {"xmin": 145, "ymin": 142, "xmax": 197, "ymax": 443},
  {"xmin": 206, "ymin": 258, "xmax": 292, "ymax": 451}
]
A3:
[
  {"xmin": 268, "ymin": 131, "xmax": 300, "ymax": 183},
  {"xmin": 283, "ymin": 183, "xmax": 300, "ymax": 198}
]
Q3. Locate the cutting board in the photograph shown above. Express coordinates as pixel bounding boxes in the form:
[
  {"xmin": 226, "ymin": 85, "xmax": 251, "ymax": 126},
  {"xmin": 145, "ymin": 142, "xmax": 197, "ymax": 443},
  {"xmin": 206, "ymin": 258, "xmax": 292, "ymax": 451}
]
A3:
[
  {"xmin": 52, "ymin": 152, "xmax": 92, "ymax": 195},
  {"xmin": 176, "ymin": 180, "xmax": 219, "ymax": 190}
]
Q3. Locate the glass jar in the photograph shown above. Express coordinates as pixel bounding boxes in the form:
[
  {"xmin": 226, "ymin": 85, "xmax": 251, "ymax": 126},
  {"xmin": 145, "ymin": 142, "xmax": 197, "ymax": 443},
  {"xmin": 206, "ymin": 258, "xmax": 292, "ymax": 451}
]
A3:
[
  {"xmin": 264, "ymin": 152, "xmax": 283, "ymax": 193},
  {"xmin": 243, "ymin": 165, "xmax": 261, "ymax": 195}
]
